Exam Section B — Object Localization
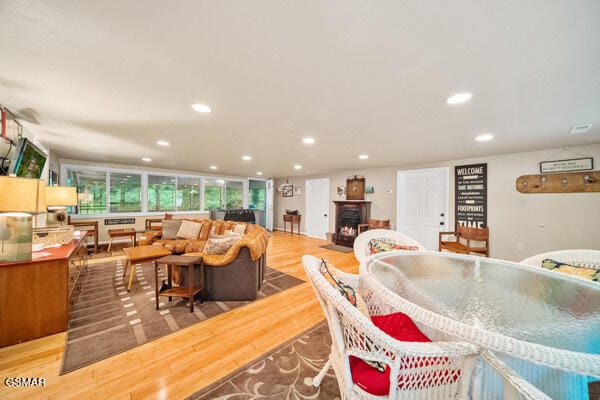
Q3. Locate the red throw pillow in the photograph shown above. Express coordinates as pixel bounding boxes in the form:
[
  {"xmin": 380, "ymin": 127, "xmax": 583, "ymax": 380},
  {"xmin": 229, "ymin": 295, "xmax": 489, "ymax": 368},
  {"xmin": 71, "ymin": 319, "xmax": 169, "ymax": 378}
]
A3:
[{"xmin": 349, "ymin": 312, "xmax": 432, "ymax": 396}]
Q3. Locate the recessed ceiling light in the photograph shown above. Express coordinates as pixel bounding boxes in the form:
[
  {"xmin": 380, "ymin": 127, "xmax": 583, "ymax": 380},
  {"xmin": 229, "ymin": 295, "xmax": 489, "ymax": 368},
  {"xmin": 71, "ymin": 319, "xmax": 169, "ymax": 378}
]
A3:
[
  {"xmin": 569, "ymin": 123, "xmax": 593, "ymax": 134},
  {"xmin": 209, "ymin": 165, "xmax": 218, "ymax": 170},
  {"xmin": 256, "ymin": 171, "xmax": 263, "ymax": 176},
  {"xmin": 242, "ymin": 155, "xmax": 252, "ymax": 161},
  {"xmin": 191, "ymin": 103, "xmax": 211, "ymax": 113},
  {"xmin": 142, "ymin": 157, "xmax": 152, "ymax": 162},
  {"xmin": 358, "ymin": 154, "xmax": 369, "ymax": 160},
  {"xmin": 156, "ymin": 140, "xmax": 170, "ymax": 146},
  {"xmin": 475, "ymin": 133, "xmax": 494, "ymax": 142},
  {"xmin": 302, "ymin": 137, "xmax": 315, "ymax": 144},
  {"xmin": 294, "ymin": 165, "xmax": 302, "ymax": 170},
  {"xmin": 446, "ymin": 92, "xmax": 472, "ymax": 105}
]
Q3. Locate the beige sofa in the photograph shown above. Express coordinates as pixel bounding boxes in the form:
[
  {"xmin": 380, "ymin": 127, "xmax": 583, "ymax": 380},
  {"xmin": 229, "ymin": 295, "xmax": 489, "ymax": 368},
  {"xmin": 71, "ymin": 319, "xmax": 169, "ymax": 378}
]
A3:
[{"xmin": 139, "ymin": 219, "xmax": 269, "ymax": 301}]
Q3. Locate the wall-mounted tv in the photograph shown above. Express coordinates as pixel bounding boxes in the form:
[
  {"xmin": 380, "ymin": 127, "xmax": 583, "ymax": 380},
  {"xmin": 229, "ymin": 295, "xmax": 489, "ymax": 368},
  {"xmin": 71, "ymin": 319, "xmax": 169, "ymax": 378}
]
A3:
[{"xmin": 9, "ymin": 137, "xmax": 47, "ymax": 179}]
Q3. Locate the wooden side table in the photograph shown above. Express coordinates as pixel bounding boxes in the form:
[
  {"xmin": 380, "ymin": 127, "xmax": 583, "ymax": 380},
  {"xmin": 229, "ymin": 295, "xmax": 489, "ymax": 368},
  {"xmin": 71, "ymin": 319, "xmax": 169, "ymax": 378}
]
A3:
[
  {"xmin": 154, "ymin": 255, "xmax": 203, "ymax": 313},
  {"xmin": 107, "ymin": 228, "xmax": 136, "ymax": 251},
  {"xmin": 283, "ymin": 214, "xmax": 301, "ymax": 235}
]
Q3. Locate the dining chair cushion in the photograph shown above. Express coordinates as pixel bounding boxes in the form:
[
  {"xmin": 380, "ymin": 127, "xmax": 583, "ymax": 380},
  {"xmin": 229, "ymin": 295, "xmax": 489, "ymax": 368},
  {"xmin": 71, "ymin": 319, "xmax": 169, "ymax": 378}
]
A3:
[
  {"xmin": 368, "ymin": 238, "xmax": 419, "ymax": 255},
  {"xmin": 319, "ymin": 259, "xmax": 369, "ymax": 316},
  {"xmin": 542, "ymin": 258, "xmax": 600, "ymax": 281},
  {"xmin": 349, "ymin": 311, "xmax": 432, "ymax": 395}
]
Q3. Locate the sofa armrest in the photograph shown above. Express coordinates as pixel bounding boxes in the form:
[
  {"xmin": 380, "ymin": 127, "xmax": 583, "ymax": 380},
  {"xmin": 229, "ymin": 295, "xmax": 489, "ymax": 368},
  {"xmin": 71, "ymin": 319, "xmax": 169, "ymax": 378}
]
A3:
[{"xmin": 138, "ymin": 230, "xmax": 162, "ymax": 246}]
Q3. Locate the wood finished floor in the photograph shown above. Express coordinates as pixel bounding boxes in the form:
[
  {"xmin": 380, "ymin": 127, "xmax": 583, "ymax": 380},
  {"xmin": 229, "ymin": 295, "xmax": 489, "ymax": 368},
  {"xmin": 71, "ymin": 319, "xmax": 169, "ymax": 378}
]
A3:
[{"xmin": 0, "ymin": 231, "xmax": 357, "ymax": 400}]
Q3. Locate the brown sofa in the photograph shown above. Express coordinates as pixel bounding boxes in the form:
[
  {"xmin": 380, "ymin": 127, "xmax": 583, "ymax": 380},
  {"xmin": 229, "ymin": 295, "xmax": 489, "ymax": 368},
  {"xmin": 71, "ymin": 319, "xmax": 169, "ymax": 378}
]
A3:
[{"xmin": 139, "ymin": 219, "xmax": 269, "ymax": 301}]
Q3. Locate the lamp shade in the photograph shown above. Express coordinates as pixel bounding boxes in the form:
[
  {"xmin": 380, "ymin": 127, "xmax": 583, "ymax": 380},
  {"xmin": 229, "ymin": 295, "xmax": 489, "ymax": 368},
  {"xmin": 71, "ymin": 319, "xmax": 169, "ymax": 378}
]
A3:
[
  {"xmin": 0, "ymin": 176, "xmax": 46, "ymax": 213},
  {"xmin": 45, "ymin": 186, "xmax": 78, "ymax": 206}
]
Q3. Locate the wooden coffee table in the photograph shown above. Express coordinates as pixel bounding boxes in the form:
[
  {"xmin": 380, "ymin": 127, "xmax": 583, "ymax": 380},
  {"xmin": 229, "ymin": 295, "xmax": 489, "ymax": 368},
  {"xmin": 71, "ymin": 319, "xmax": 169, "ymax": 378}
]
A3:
[{"xmin": 122, "ymin": 246, "xmax": 172, "ymax": 291}]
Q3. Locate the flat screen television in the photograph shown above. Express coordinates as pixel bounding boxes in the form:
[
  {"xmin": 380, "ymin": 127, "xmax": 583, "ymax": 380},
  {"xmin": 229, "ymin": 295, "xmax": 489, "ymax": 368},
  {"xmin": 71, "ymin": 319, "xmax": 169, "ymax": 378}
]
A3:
[{"xmin": 9, "ymin": 137, "xmax": 48, "ymax": 179}]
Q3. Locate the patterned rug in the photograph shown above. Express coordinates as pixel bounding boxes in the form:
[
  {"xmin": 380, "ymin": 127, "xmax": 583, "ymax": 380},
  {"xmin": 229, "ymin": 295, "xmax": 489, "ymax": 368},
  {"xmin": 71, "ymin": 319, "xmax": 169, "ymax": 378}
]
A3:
[
  {"xmin": 61, "ymin": 259, "xmax": 304, "ymax": 374},
  {"xmin": 186, "ymin": 321, "xmax": 341, "ymax": 400}
]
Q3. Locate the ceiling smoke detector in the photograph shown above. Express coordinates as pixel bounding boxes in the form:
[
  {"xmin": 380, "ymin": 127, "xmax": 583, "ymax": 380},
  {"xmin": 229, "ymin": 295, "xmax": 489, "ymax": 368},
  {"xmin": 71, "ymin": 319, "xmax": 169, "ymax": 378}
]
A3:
[{"xmin": 569, "ymin": 124, "xmax": 593, "ymax": 134}]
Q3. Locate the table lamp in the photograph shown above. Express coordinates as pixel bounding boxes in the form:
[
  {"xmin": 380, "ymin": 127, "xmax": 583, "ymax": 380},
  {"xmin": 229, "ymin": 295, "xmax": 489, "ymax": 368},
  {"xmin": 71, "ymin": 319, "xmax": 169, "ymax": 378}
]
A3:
[
  {"xmin": 0, "ymin": 176, "xmax": 46, "ymax": 262},
  {"xmin": 45, "ymin": 186, "xmax": 78, "ymax": 225}
]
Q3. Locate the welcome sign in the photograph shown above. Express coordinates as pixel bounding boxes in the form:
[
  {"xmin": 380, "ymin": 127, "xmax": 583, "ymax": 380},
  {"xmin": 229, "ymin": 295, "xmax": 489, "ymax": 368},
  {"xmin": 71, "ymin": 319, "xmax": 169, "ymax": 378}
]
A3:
[{"xmin": 455, "ymin": 163, "xmax": 487, "ymax": 228}]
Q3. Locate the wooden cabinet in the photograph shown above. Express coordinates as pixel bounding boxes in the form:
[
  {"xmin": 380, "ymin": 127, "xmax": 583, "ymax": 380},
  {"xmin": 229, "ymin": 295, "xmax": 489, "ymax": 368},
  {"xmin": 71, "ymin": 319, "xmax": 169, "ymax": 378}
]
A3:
[{"xmin": 0, "ymin": 234, "xmax": 88, "ymax": 347}]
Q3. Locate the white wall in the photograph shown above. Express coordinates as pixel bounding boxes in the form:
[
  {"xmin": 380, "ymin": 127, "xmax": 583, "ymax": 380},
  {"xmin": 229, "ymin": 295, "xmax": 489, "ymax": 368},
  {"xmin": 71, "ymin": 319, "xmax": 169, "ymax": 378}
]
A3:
[{"xmin": 274, "ymin": 143, "xmax": 600, "ymax": 261}]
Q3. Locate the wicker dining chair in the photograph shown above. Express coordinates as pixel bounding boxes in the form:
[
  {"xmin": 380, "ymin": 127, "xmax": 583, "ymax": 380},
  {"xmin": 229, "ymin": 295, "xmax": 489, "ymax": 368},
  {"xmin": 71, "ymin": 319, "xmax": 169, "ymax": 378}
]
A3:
[
  {"xmin": 303, "ymin": 254, "xmax": 480, "ymax": 399},
  {"xmin": 520, "ymin": 249, "xmax": 600, "ymax": 269},
  {"xmin": 353, "ymin": 229, "xmax": 427, "ymax": 263}
]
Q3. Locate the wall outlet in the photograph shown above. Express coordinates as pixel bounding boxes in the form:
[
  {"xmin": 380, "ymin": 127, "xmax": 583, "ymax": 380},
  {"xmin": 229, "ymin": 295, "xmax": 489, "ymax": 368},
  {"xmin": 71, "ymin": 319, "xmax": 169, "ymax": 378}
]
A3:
[{"xmin": 516, "ymin": 243, "xmax": 524, "ymax": 251}]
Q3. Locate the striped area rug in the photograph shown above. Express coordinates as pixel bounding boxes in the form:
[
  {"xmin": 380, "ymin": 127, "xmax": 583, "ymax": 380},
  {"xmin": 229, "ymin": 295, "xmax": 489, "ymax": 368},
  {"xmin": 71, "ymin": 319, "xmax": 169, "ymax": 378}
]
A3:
[{"xmin": 60, "ymin": 258, "xmax": 304, "ymax": 374}]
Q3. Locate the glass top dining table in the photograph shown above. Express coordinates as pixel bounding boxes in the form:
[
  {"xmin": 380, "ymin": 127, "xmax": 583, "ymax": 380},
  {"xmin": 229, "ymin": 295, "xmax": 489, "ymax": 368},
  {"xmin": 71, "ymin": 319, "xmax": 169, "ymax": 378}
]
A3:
[{"xmin": 359, "ymin": 251, "xmax": 600, "ymax": 399}]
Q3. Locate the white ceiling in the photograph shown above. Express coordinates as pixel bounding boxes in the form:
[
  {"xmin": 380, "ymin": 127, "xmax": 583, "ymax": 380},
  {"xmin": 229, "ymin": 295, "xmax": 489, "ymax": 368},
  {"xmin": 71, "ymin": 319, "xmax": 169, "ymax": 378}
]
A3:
[{"xmin": 1, "ymin": 0, "xmax": 599, "ymax": 178}]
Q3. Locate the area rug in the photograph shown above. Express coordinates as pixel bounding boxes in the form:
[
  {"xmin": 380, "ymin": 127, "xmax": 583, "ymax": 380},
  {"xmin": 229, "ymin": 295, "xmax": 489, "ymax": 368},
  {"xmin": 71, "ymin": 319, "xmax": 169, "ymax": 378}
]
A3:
[
  {"xmin": 319, "ymin": 244, "xmax": 353, "ymax": 253},
  {"xmin": 186, "ymin": 321, "xmax": 341, "ymax": 400},
  {"xmin": 61, "ymin": 259, "xmax": 304, "ymax": 374}
]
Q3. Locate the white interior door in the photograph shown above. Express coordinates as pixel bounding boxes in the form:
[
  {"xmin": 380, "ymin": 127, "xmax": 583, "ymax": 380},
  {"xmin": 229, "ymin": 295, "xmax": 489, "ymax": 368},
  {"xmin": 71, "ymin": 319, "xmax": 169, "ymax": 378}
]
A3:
[
  {"xmin": 305, "ymin": 178, "xmax": 330, "ymax": 239},
  {"xmin": 397, "ymin": 168, "xmax": 449, "ymax": 250},
  {"xmin": 265, "ymin": 179, "xmax": 274, "ymax": 231}
]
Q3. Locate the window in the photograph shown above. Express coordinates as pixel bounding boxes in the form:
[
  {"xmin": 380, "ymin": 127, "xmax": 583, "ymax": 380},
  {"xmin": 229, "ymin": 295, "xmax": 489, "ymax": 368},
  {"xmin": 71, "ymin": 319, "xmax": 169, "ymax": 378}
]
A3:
[
  {"xmin": 204, "ymin": 179, "xmax": 244, "ymax": 210},
  {"xmin": 248, "ymin": 179, "xmax": 266, "ymax": 210},
  {"xmin": 64, "ymin": 164, "xmax": 249, "ymax": 215},
  {"xmin": 226, "ymin": 181, "xmax": 243, "ymax": 209},
  {"xmin": 177, "ymin": 177, "xmax": 201, "ymax": 211},
  {"xmin": 204, "ymin": 179, "xmax": 225, "ymax": 210},
  {"xmin": 67, "ymin": 169, "xmax": 107, "ymax": 214},
  {"xmin": 109, "ymin": 173, "xmax": 141, "ymax": 212},
  {"xmin": 147, "ymin": 175, "xmax": 176, "ymax": 212}
]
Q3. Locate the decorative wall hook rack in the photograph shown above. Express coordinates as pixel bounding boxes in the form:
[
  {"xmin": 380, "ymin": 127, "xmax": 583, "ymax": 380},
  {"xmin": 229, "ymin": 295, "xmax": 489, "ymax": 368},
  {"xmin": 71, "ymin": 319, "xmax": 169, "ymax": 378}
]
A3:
[{"xmin": 516, "ymin": 170, "xmax": 600, "ymax": 193}]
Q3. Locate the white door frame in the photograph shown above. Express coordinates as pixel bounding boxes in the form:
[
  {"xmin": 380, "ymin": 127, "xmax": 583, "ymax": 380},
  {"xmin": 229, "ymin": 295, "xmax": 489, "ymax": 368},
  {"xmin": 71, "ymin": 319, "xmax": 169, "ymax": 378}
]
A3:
[
  {"xmin": 265, "ymin": 179, "xmax": 274, "ymax": 231},
  {"xmin": 396, "ymin": 167, "xmax": 449, "ymax": 247},
  {"xmin": 305, "ymin": 178, "xmax": 330, "ymax": 239}
]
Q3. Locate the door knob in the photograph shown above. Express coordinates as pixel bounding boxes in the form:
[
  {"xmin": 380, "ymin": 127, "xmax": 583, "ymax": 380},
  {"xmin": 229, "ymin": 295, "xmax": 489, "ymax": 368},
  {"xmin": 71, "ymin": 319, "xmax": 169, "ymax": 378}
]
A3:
[
  {"xmin": 440, "ymin": 213, "xmax": 445, "ymax": 217},
  {"xmin": 439, "ymin": 222, "xmax": 445, "ymax": 226}
]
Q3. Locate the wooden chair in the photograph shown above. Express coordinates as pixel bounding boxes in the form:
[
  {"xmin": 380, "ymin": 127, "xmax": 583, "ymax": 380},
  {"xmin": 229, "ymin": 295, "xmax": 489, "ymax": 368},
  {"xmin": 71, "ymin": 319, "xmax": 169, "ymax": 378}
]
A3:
[
  {"xmin": 145, "ymin": 218, "xmax": 163, "ymax": 231},
  {"xmin": 439, "ymin": 225, "xmax": 489, "ymax": 257},
  {"xmin": 357, "ymin": 218, "xmax": 390, "ymax": 234},
  {"xmin": 67, "ymin": 216, "xmax": 98, "ymax": 253}
]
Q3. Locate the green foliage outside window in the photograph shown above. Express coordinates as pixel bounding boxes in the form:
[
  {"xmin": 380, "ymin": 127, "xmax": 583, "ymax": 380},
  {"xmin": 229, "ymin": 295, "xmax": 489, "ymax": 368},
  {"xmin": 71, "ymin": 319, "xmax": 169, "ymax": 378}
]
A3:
[{"xmin": 109, "ymin": 173, "xmax": 141, "ymax": 212}]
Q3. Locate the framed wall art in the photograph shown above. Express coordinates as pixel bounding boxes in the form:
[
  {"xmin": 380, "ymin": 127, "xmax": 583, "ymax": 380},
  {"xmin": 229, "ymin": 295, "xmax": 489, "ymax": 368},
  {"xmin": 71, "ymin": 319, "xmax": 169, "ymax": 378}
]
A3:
[{"xmin": 281, "ymin": 184, "xmax": 293, "ymax": 197}]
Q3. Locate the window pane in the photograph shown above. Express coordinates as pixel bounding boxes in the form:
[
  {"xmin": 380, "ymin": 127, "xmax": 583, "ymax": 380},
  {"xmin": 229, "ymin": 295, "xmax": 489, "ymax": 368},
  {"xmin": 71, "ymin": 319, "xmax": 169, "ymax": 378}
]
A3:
[
  {"xmin": 177, "ymin": 177, "xmax": 201, "ymax": 211},
  {"xmin": 248, "ymin": 180, "xmax": 266, "ymax": 210},
  {"xmin": 225, "ymin": 181, "xmax": 243, "ymax": 209},
  {"xmin": 67, "ymin": 169, "xmax": 107, "ymax": 214},
  {"xmin": 204, "ymin": 179, "xmax": 225, "ymax": 210},
  {"xmin": 109, "ymin": 173, "xmax": 141, "ymax": 212},
  {"xmin": 148, "ymin": 175, "xmax": 176, "ymax": 212}
]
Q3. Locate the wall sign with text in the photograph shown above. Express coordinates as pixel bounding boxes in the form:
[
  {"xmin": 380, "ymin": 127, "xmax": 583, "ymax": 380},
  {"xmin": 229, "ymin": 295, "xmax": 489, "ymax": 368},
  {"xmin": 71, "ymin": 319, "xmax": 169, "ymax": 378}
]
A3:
[
  {"xmin": 539, "ymin": 157, "xmax": 593, "ymax": 173},
  {"xmin": 104, "ymin": 218, "xmax": 136, "ymax": 225},
  {"xmin": 455, "ymin": 163, "xmax": 487, "ymax": 228}
]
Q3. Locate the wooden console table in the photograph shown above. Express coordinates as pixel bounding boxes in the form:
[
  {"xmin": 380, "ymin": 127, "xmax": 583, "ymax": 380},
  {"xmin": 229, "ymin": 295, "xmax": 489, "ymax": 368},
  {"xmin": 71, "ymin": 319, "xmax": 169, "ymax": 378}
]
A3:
[
  {"xmin": 283, "ymin": 214, "xmax": 301, "ymax": 235},
  {"xmin": 0, "ymin": 234, "xmax": 88, "ymax": 347}
]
